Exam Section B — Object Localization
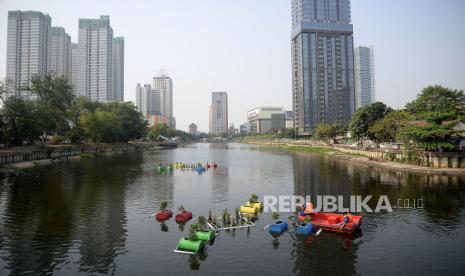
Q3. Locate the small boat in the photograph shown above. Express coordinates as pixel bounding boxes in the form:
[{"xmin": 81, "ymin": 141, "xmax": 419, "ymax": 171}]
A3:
[
  {"xmin": 298, "ymin": 213, "xmax": 362, "ymax": 234},
  {"xmin": 155, "ymin": 209, "xmax": 173, "ymax": 221},
  {"xmin": 175, "ymin": 211, "xmax": 193, "ymax": 223}
]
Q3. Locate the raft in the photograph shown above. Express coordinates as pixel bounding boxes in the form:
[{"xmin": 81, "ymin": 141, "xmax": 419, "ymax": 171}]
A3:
[
  {"xmin": 298, "ymin": 213, "xmax": 362, "ymax": 234},
  {"xmin": 155, "ymin": 209, "xmax": 173, "ymax": 221},
  {"xmin": 176, "ymin": 238, "xmax": 205, "ymax": 253},
  {"xmin": 240, "ymin": 205, "xmax": 258, "ymax": 215},
  {"xmin": 269, "ymin": 221, "xmax": 288, "ymax": 234},
  {"xmin": 296, "ymin": 222, "xmax": 314, "ymax": 236},
  {"xmin": 175, "ymin": 211, "xmax": 193, "ymax": 222},
  {"xmin": 195, "ymin": 230, "xmax": 215, "ymax": 241}
]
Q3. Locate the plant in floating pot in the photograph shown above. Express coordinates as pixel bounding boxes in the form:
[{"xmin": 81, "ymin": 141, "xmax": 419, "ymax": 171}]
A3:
[
  {"xmin": 175, "ymin": 205, "xmax": 193, "ymax": 223},
  {"xmin": 195, "ymin": 216, "xmax": 215, "ymax": 242},
  {"xmin": 296, "ymin": 216, "xmax": 314, "ymax": 236},
  {"xmin": 176, "ymin": 223, "xmax": 206, "ymax": 253},
  {"xmin": 247, "ymin": 193, "xmax": 263, "ymax": 211},
  {"xmin": 269, "ymin": 212, "xmax": 288, "ymax": 234},
  {"xmin": 155, "ymin": 201, "xmax": 172, "ymax": 221}
]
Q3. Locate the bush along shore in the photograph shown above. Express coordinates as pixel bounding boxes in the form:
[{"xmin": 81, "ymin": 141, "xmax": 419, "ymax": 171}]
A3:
[{"xmin": 241, "ymin": 139, "xmax": 465, "ymax": 175}]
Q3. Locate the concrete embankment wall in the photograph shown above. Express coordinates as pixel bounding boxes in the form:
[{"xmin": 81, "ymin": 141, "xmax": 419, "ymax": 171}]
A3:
[
  {"xmin": 333, "ymin": 145, "xmax": 465, "ymax": 169},
  {"xmin": 0, "ymin": 144, "xmax": 141, "ymax": 165},
  {"xmin": 249, "ymin": 140, "xmax": 465, "ymax": 169}
]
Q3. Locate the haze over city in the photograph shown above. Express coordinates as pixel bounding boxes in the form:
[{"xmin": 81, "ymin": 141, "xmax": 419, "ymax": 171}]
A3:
[{"xmin": 0, "ymin": 0, "xmax": 464, "ymax": 132}]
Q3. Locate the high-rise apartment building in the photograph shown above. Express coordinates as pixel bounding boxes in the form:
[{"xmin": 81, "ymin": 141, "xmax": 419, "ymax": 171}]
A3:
[
  {"xmin": 112, "ymin": 37, "xmax": 124, "ymax": 102},
  {"xmin": 135, "ymin": 83, "xmax": 160, "ymax": 116},
  {"xmin": 48, "ymin": 27, "xmax": 71, "ymax": 79},
  {"xmin": 77, "ymin": 15, "xmax": 113, "ymax": 102},
  {"xmin": 354, "ymin": 46, "xmax": 375, "ymax": 108},
  {"xmin": 70, "ymin": 43, "xmax": 79, "ymax": 90},
  {"xmin": 152, "ymin": 71, "xmax": 174, "ymax": 128},
  {"xmin": 209, "ymin": 92, "xmax": 228, "ymax": 135},
  {"xmin": 291, "ymin": 0, "xmax": 355, "ymax": 134},
  {"xmin": 6, "ymin": 10, "xmax": 51, "ymax": 98}
]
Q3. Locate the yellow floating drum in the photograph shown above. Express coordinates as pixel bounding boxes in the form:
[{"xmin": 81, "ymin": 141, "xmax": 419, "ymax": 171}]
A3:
[
  {"xmin": 240, "ymin": 204, "xmax": 258, "ymax": 215},
  {"xmin": 246, "ymin": 201, "xmax": 263, "ymax": 211}
]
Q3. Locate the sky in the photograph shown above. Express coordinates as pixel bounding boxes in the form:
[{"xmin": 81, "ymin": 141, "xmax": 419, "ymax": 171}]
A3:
[{"xmin": 0, "ymin": 0, "xmax": 464, "ymax": 132}]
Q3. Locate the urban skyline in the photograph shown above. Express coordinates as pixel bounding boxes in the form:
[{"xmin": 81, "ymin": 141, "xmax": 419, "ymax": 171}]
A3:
[
  {"xmin": 0, "ymin": 1, "xmax": 464, "ymax": 132},
  {"xmin": 5, "ymin": 11, "xmax": 125, "ymax": 103}
]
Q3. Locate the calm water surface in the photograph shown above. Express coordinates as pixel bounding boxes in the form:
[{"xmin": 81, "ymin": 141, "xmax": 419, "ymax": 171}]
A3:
[{"xmin": 0, "ymin": 143, "xmax": 465, "ymax": 275}]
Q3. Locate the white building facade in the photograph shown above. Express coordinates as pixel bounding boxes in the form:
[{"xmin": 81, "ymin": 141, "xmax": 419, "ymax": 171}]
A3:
[
  {"xmin": 48, "ymin": 26, "xmax": 71, "ymax": 79},
  {"xmin": 209, "ymin": 92, "xmax": 228, "ymax": 135},
  {"xmin": 6, "ymin": 10, "xmax": 51, "ymax": 99},
  {"xmin": 77, "ymin": 15, "xmax": 113, "ymax": 102},
  {"xmin": 152, "ymin": 71, "xmax": 174, "ymax": 128}
]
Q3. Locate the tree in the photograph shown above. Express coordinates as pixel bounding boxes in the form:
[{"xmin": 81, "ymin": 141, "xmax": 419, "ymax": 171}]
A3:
[
  {"xmin": 314, "ymin": 123, "xmax": 346, "ymax": 139},
  {"xmin": 28, "ymin": 74, "xmax": 75, "ymax": 143},
  {"xmin": 368, "ymin": 111, "xmax": 413, "ymax": 143},
  {"xmin": 1, "ymin": 96, "xmax": 42, "ymax": 146},
  {"xmin": 400, "ymin": 86, "xmax": 465, "ymax": 151},
  {"xmin": 397, "ymin": 124, "xmax": 459, "ymax": 151},
  {"xmin": 348, "ymin": 102, "xmax": 393, "ymax": 140},
  {"xmin": 80, "ymin": 111, "xmax": 122, "ymax": 142},
  {"xmin": 405, "ymin": 85, "xmax": 465, "ymax": 124},
  {"xmin": 100, "ymin": 102, "xmax": 147, "ymax": 141}
]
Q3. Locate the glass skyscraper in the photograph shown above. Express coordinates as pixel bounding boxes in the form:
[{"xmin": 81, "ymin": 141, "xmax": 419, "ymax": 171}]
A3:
[
  {"xmin": 291, "ymin": 0, "xmax": 355, "ymax": 134},
  {"xmin": 355, "ymin": 46, "xmax": 375, "ymax": 108}
]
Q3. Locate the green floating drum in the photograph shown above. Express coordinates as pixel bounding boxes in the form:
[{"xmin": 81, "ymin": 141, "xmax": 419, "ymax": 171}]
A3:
[
  {"xmin": 177, "ymin": 238, "xmax": 205, "ymax": 253},
  {"xmin": 195, "ymin": 230, "xmax": 215, "ymax": 241}
]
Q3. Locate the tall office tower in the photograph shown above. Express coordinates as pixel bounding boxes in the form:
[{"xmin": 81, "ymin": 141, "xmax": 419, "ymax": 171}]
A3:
[
  {"xmin": 291, "ymin": 0, "xmax": 355, "ymax": 134},
  {"xmin": 70, "ymin": 43, "xmax": 79, "ymax": 92},
  {"xmin": 6, "ymin": 10, "xmax": 51, "ymax": 98},
  {"xmin": 77, "ymin": 15, "xmax": 113, "ymax": 102},
  {"xmin": 209, "ymin": 92, "xmax": 228, "ymax": 135},
  {"xmin": 152, "ymin": 70, "xmax": 174, "ymax": 127},
  {"xmin": 112, "ymin": 37, "xmax": 124, "ymax": 102},
  {"xmin": 354, "ymin": 46, "xmax": 375, "ymax": 108},
  {"xmin": 48, "ymin": 27, "xmax": 71, "ymax": 79}
]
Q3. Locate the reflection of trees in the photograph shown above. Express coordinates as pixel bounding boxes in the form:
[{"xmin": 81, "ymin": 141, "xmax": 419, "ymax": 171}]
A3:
[
  {"xmin": 0, "ymin": 152, "xmax": 142, "ymax": 274},
  {"xmin": 0, "ymin": 168, "xmax": 75, "ymax": 275}
]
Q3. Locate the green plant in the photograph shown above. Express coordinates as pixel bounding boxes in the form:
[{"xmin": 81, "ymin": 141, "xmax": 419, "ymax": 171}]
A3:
[
  {"xmin": 249, "ymin": 193, "xmax": 259, "ymax": 203},
  {"xmin": 198, "ymin": 216, "xmax": 207, "ymax": 230},
  {"xmin": 178, "ymin": 205, "xmax": 185, "ymax": 213},
  {"xmin": 272, "ymin": 212, "xmax": 280, "ymax": 221},
  {"xmin": 188, "ymin": 223, "xmax": 199, "ymax": 240},
  {"xmin": 160, "ymin": 201, "xmax": 168, "ymax": 211}
]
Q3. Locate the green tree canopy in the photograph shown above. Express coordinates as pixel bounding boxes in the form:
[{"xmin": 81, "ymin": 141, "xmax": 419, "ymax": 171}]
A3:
[
  {"xmin": 348, "ymin": 102, "xmax": 393, "ymax": 140},
  {"xmin": 368, "ymin": 111, "xmax": 413, "ymax": 143},
  {"xmin": 405, "ymin": 85, "xmax": 465, "ymax": 124},
  {"xmin": 314, "ymin": 123, "xmax": 346, "ymax": 139}
]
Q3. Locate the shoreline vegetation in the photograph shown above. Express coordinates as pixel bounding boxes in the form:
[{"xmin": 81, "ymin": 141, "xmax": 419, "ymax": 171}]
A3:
[
  {"xmin": 0, "ymin": 142, "xmax": 163, "ymax": 174},
  {"xmin": 242, "ymin": 140, "xmax": 465, "ymax": 176}
]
